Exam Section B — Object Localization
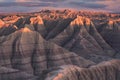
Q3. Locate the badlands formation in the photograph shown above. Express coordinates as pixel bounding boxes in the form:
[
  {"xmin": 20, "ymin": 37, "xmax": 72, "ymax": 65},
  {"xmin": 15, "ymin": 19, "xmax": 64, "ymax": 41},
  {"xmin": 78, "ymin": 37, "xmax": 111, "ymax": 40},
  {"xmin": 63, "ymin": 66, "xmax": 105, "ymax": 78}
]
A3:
[{"xmin": 0, "ymin": 10, "xmax": 120, "ymax": 80}]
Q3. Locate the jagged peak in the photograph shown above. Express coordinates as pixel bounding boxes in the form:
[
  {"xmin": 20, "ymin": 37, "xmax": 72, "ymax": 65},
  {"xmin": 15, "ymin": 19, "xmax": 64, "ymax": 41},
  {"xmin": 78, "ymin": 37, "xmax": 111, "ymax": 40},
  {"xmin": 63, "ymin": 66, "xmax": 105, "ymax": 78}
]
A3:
[
  {"xmin": 0, "ymin": 19, "xmax": 5, "ymax": 28},
  {"xmin": 24, "ymin": 24, "xmax": 34, "ymax": 31},
  {"xmin": 108, "ymin": 20, "xmax": 114, "ymax": 25},
  {"xmin": 70, "ymin": 16, "xmax": 92, "ymax": 26},
  {"xmin": 106, "ymin": 20, "xmax": 120, "ymax": 31},
  {"xmin": 70, "ymin": 16, "xmax": 84, "ymax": 26},
  {"xmin": 2, "ymin": 15, "xmax": 18, "ymax": 21},
  {"xmin": 30, "ymin": 15, "xmax": 44, "ymax": 25},
  {"xmin": 21, "ymin": 26, "xmax": 32, "ymax": 33},
  {"xmin": 83, "ymin": 17, "xmax": 91, "ymax": 25}
]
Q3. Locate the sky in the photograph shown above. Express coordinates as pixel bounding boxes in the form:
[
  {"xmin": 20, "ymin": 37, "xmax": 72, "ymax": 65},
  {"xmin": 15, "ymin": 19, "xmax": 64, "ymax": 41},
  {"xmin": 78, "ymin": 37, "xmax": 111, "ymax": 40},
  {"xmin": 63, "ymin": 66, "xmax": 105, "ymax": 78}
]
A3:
[{"xmin": 0, "ymin": 0, "xmax": 120, "ymax": 13}]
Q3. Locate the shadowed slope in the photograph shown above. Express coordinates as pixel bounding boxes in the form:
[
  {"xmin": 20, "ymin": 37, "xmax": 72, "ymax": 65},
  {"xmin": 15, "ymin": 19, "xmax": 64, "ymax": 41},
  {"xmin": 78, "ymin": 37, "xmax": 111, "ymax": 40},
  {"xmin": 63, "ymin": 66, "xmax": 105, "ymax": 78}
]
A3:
[
  {"xmin": 100, "ymin": 20, "xmax": 120, "ymax": 53},
  {"xmin": 48, "ymin": 16, "xmax": 115, "ymax": 62},
  {"xmin": 45, "ymin": 60, "xmax": 120, "ymax": 80},
  {"xmin": 0, "ymin": 25, "xmax": 94, "ymax": 80}
]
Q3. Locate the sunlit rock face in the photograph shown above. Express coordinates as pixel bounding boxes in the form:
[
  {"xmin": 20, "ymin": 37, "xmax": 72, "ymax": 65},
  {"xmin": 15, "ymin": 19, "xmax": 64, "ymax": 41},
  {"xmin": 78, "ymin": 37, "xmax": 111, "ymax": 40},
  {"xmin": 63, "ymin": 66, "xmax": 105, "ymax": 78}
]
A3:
[
  {"xmin": 0, "ymin": 10, "xmax": 120, "ymax": 80},
  {"xmin": 0, "ymin": 19, "xmax": 5, "ymax": 28},
  {"xmin": 44, "ymin": 15, "xmax": 115, "ymax": 62}
]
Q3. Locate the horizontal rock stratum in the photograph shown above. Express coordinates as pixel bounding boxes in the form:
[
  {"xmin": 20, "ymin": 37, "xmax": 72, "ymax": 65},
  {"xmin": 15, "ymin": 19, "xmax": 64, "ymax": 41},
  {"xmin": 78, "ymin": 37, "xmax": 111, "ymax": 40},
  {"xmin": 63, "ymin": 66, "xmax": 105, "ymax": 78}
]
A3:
[{"xmin": 0, "ymin": 9, "xmax": 120, "ymax": 80}]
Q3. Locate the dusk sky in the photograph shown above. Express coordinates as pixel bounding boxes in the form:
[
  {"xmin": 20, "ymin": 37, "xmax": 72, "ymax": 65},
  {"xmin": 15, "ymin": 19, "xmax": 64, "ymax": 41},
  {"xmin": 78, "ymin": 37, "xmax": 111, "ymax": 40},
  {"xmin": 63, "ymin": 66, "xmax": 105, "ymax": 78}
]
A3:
[{"xmin": 0, "ymin": 0, "xmax": 120, "ymax": 13}]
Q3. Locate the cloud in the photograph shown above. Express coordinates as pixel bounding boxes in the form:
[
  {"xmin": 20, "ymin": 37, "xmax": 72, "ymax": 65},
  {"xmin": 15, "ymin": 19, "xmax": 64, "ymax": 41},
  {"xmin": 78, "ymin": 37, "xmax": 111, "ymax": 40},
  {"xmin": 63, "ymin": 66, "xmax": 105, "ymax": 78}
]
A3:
[
  {"xmin": 15, "ymin": 0, "xmax": 26, "ymax": 2},
  {"xmin": 0, "ymin": 2, "xmax": 57, "ymax": 7},
  {"xmin": 89, "ymin": 0, "xmax": 120, "ymax": 12},
  {"xmin": 39, "ymin": 0, "xmax": 66, "ymax": 2},
  {"xmin": 69, "ymin": 1, "xmax": 107, "ymax": 9},
  {"xmin": 0, "ymin": 0, "xmax": 120, "ymax": 13},
  {"xmin": 81, "ymin": 0, "xmax": 116, "ymax": 1},
  {"xmin": 67, "ymin": 0, "xmax": 120, "ymax": 12},
  {"xmin": 15, "ymin": 0, "xmax": 40, "ymax": 2}
]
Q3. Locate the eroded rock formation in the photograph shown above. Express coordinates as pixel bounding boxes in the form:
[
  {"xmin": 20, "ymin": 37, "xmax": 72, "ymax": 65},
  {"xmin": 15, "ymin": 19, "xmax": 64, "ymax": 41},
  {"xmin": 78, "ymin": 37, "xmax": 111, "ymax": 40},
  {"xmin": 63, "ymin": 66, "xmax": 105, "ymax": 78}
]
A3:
[
  {"xmin": 45, "ymin": 60, "xmax": 120, "ymax": 80},
  {"xmin": 0, "ymin": 10, "xmax": 120, "ymax": 80}
]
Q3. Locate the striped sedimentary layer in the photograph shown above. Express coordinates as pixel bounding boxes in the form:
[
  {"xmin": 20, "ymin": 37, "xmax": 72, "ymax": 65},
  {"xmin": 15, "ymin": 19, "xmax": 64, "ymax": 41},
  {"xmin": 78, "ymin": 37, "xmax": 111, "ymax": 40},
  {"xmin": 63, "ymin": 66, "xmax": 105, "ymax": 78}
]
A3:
[
  {"xmin": 45, "ymin": 60, "xmax": 120, "ymax": 80},
  {"xmin": 0, "ymin": 10, "xmax": 120, "ymax": 80}
]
